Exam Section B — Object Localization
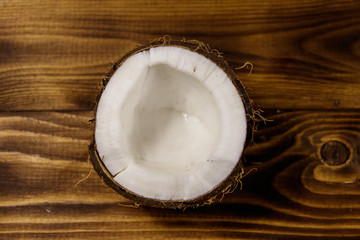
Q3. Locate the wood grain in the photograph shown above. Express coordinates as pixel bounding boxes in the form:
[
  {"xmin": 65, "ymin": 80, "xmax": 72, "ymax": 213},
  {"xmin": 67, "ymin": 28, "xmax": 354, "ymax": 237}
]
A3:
[
  {"xmin": 1, "ymin": 0, "xmax": 360, "ymax": 239},
  {"xmin": 0, "ymin": 111, "xmax": 359, "ymax": 239},
  {"xmin": 1, "ymin": 0, "xmax": 360, "ymax": 110}
]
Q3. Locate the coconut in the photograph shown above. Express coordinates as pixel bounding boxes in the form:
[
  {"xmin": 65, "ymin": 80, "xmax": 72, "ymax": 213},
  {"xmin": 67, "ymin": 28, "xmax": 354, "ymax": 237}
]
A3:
[{"xmin": 89, "ymin": 39, "xmax": 253, "ymax": 209}]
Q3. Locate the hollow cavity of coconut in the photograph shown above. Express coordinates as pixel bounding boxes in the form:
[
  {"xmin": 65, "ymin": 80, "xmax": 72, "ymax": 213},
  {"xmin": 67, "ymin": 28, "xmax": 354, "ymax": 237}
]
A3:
[{"xmin": 89, "ymin": 40, "xmax": 252, "ymax": 209}]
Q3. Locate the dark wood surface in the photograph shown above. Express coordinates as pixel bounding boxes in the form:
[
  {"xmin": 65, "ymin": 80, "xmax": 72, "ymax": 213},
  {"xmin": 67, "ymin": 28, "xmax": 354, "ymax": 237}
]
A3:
[{"xmin": 1, "ymin": 1, "xmax": 359, "ymax": 239}]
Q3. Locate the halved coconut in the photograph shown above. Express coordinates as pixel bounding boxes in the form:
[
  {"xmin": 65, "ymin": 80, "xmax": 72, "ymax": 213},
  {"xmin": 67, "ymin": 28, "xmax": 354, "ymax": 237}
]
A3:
[{"xmin": 89, "ymin": 40, "xmax": 253, "ymax": 209}]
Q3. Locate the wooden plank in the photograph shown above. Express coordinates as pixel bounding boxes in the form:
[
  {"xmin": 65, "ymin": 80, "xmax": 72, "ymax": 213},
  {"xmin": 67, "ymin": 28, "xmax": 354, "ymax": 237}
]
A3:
[
  {"xmin": 1, "ymin": 0, "xmax": 360, "ymax": 110},
  {"xmin": 0, "ymin": 111, "xmax": 359, "ymax": 239}
]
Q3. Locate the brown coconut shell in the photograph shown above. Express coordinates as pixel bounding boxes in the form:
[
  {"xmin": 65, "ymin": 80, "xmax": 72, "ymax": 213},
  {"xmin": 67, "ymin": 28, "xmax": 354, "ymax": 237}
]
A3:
[{"xmin": 88, "ymin": 39, "xmax": 253, "ymax": 209}]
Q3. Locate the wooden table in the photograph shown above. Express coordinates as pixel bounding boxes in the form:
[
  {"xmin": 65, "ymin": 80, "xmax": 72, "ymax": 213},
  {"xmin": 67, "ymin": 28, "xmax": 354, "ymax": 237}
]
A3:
[{"xmin": 1, "ymin": 1, "xmax": 359, "ymax": 239}]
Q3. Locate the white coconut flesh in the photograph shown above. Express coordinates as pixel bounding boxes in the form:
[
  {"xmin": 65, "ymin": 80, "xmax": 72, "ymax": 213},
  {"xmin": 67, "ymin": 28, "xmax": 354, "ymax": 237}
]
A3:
[{"xmin": 95, "ymin": 46, "xmax": 247, "ymax": 201}]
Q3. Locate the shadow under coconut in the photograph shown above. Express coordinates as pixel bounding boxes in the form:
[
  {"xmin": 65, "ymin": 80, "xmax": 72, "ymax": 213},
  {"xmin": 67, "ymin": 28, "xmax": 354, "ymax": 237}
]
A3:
[{"xmin": 137, "ymin": 167, "xmax": 288, "ymax": 239}]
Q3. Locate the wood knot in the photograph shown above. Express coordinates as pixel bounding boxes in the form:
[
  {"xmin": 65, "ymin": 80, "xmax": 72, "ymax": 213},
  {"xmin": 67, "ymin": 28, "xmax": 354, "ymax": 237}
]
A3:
[{"xmin": 320, "ymin": 140, "xmax": 350, "ymax": 166}]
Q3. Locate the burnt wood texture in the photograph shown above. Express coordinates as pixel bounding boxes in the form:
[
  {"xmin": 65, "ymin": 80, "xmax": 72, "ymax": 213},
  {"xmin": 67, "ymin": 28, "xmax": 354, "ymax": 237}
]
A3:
[{"xmin": 1, "ymin": 0, "xmax": 359, "ymax": 239}]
